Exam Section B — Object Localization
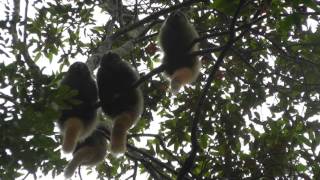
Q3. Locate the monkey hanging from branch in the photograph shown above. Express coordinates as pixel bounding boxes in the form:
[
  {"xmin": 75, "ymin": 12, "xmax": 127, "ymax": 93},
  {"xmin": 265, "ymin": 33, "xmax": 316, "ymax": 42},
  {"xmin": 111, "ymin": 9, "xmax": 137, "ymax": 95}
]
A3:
[
  {"xmin": 64, "ymin": 123, "xmax": 108, "ymax": 178},
  {"xmin": 97, "ymin": 52, "xmax": 144, "ymax": 155},
  {"xmin": 159, "ymin": 10, "xmax": 201, "ymax": 94},
  {"xmin": 58, "ymin": 62, "xmax": 98, "ymax": 153}
]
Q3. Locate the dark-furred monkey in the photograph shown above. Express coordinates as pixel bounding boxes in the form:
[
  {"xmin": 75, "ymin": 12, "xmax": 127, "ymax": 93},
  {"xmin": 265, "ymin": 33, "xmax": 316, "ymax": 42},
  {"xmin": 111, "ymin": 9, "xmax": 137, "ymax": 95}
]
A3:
[
  {"xmin": 64, "ymin": 123, "xmax": 108, "ymax": 178},
  {"xmin": 159, "ymin": 11, "xmax": 201, "ymax": 94},
  {"xmin": 58, "ymin": 62, "xmax": 98, "ymax": 153},
  {"xmin": 97, "ymin": 52, "xmax": 143, "ymax": 155}
]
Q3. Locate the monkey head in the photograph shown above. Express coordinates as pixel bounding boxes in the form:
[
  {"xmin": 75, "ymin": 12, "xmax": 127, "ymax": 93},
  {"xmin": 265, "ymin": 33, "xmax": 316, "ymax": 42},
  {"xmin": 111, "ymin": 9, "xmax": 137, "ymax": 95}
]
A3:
[
  {"xmin": 67, "ymin": 62, "xmax": 91, "ymax": 78},
  {"xmin": 100, "ymin": 52, "xmax": 122, "ymax": 68},
  {"xmin": 165, "ymin": 11, "xmax": 189, "ymax": 27}
]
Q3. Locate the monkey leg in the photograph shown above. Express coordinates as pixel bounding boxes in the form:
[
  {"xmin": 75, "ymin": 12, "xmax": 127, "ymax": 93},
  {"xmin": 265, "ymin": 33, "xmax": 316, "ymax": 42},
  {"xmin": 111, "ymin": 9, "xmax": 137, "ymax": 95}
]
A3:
[
  {"xmin": 110, "ymin": 113, "xmax": 136, "ymax": 155},
  {"xmin": 64, "ymin": 146, "xmax": 96, "ymax": 178},
  {"xmin": 62, "ymin": 117, "xmax": 84, "ymax": 153},
  {"xmin": 170, "ymin": 67, "xmax": 195, "ymax": 94}
]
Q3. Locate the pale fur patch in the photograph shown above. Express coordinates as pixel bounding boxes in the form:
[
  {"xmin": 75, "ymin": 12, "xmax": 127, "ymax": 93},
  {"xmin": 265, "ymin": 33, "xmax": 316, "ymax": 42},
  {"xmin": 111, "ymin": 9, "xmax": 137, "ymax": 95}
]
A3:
[
  {"xmin": 110, "ymin": 113, "xmax": 134, "ymax": 155},
  {"xmin": 109, "ymin": 90, "xmax": 143, "ymax": 156},
  {"xmin": 170, "ymin": 59, "xmax": 201, "ymax": 94},
  {"xmin": 62, "ymin": 117, "xmax": 98, "ymax": 153}
]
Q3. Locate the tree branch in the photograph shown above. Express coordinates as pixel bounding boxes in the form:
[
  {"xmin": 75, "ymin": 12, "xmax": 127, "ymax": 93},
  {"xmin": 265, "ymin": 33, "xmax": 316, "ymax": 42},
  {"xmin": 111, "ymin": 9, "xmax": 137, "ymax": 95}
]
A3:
[
  {"xmin": 78, "ymin": 166, "xmax": 83, "ymax": 180},
  {"xmin": 133, "ymin": 160, "xmax": 138, "ymax": 180},
  {"xmin": 21, "ymin": 172, "xmax": 30, "ymax": 180},
  {"xmin": 190, "ymin": 46, "xmax": 225, "ymax": 56},
  {"xmin": 129, "ymin": 133, "xmax": 183, "ymax": 165},
  {"xmin": 23, "ymin": 0, "xmax": 28, "ymax": 44},
  {"xmin": 127, "ymin": 144, "xmax": 178, "ymax": 176},
  {"xmin": 127, "ymin": 153, "xmax": 163, "ymax": 180},
  {"xmin": 99, "ymin": 127, "xmax": 185, "ymax": 179},
  {"xmin": 177, "ymin": 0, "xmax": 246, "ymax": 178},
  {"xmin": 110, "ymin": 0, "xmax": 205, "ymax": 39},
  {"xmin": 0, "ymin": 92, "xmax": 18, "ymax": 106}
]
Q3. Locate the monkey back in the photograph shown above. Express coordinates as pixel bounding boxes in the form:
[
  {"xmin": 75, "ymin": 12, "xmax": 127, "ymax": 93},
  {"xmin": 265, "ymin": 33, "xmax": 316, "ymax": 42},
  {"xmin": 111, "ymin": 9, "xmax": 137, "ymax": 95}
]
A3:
[
  {"xmin": 58, "ymin": 62, "xmax": 98, "ymax": 127},
  {"xmin": 97, "ymin": 53, "xmax": 143, "ymax": 118},
  {"xmin": 159, "ymin": 11, "xmax": 199, "ymax": 76},
  {"xmin": 159, "ymin": 11, "xmax": 199, "ymax": 56}
]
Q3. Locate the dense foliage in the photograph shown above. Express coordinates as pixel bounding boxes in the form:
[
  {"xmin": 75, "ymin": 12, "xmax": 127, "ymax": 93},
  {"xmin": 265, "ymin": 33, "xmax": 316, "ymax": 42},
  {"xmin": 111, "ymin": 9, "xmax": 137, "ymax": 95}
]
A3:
[{"xmin": 1, "ymin": 0, "xmax": 320, "ymax": 179}]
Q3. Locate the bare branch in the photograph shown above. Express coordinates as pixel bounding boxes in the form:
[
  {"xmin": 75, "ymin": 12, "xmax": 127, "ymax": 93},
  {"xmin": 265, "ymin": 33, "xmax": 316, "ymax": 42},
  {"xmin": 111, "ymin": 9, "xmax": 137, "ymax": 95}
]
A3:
[
  {"xmin": 78, "ymin": 166, "xmax": 83, "ymax": 180},
  {"xmin": 133, "ymin": 161, "xmax": 138, "ymax": 180},
  {"xmin": 21, "ymin": 172, "xmax": 30, "ymax": 180},
  {"xmin": 23, "ymin": 0, "xmax": 28, "ymax": 44}
]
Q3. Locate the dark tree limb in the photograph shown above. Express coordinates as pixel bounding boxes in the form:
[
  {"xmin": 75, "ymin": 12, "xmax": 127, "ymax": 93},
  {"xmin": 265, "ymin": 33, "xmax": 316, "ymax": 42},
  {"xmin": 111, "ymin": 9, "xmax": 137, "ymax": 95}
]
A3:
[
  {"xmin": 110, "ymin": 0, "xmax": 206, "ymax": 39},
  {"xmin": 129, "ymin": 133, "xmax": 183, "ymax": 165},
  {"xmin": 190, "ymin": 46, "xmax": 226, "ymax": 57},
  {"xmin": 177, "ymin": 0, "xmax": 247, "ymax": 179},
  {"xmin": 0, "ymin": 93, "xmax": 18, "ymax": 106},
  {"xmin": 23, "ymin": 0, "xmax": 29, "ymax": 44},
  {"xmin": 131, "ymin": 64, "xmax": 167, "ymax": 89},
  {"xmin": 126, "ymin": 152, "xmax": 162, "ymax": 180},
  {"xmin": 21, "ymin": 172, "xmax": 30, "ymax": 180},
  {"xmin": 132, "ymin": 160, "xmax": 138, "ymax": 180},
  {"xmin": 99, "ymin": 128, "xmax": 187, "ymax": 179},
  {"xmin": 127, "ymin": 143, "xmax": 178, "ymax": 176}
]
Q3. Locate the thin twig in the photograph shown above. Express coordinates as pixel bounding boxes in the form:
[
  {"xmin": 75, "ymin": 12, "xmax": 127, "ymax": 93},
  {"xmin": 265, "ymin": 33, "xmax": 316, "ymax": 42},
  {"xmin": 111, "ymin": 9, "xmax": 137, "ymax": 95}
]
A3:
[
  {"xmin": 23, "ymin": 0, "xmax": 28, "ymax": 44},
  {"xmin": 132, "ymin": 161, "xmax": 138, "ymax": 180},
  {"xmin": 78, "ymin": 166, "xmax": 83, "ymax": 180},
  {"xmin": 22, "ymin": 172, "xmax": 30, "ymax": 180},
  {"xmin": 132, "ymin": 64, "xmax": 166, "ymax": 89},
  {"xmin": 190, "ymin": 46, "xmax": 225, "ymax": 56},
  {"xmin": 126, "ymin": 152, "xmax": 163, "ymax": 180}
]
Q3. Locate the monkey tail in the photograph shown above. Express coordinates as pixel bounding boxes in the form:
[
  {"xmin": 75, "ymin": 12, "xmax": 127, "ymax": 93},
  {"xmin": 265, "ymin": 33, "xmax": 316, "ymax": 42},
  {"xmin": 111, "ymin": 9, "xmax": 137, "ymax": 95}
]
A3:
[
  {"xmin": 62, "ymin": 118, "xmax": 84, "ymax": 153},
  {"xmin": 110, "ymin": 113, "xmax": 135, "ymax": 155}
]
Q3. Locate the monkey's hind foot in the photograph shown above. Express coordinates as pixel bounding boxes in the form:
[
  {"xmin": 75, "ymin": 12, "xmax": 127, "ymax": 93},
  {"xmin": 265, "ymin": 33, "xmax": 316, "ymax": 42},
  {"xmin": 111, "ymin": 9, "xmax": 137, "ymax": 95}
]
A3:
[
  {"xmin": 62, "ymin": 118, "xmax": 84, "ymax": 153},
  {"xmin": 170, "ymin": 67, "xmax": 195, "ymax": 94},
  {"xmin": 110, "ymin": 130, "xmax": 128, "ymax": 155},
  {"xmin": 111, "ymin": 114, "xmax": 134, "ymax": 156}
]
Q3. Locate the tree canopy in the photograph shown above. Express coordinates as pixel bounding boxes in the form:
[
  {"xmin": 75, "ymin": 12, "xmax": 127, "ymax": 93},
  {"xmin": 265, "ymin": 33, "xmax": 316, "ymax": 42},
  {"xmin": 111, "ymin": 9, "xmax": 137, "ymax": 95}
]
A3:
[{"xmin": 1, "ymin": 0, "xmax": 320, "ymax": 179}]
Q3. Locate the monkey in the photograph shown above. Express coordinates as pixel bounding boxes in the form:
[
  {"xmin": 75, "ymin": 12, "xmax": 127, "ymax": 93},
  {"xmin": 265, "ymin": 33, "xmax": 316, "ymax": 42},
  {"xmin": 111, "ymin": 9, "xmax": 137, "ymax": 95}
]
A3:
[
  {"xmin": 58, "ymin": 62, "xmax": 98, "ymax": 153},
  {"xmin": 64, "ymin": 123, "xmax": 108, "ymax": 179},
  {"xmin": 97, "ymin": 52, "xmax": 143, "ymax": 155},
  {"xmin": 158, "ymin": 11, "xmax": 201, "ymax": 94}
]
